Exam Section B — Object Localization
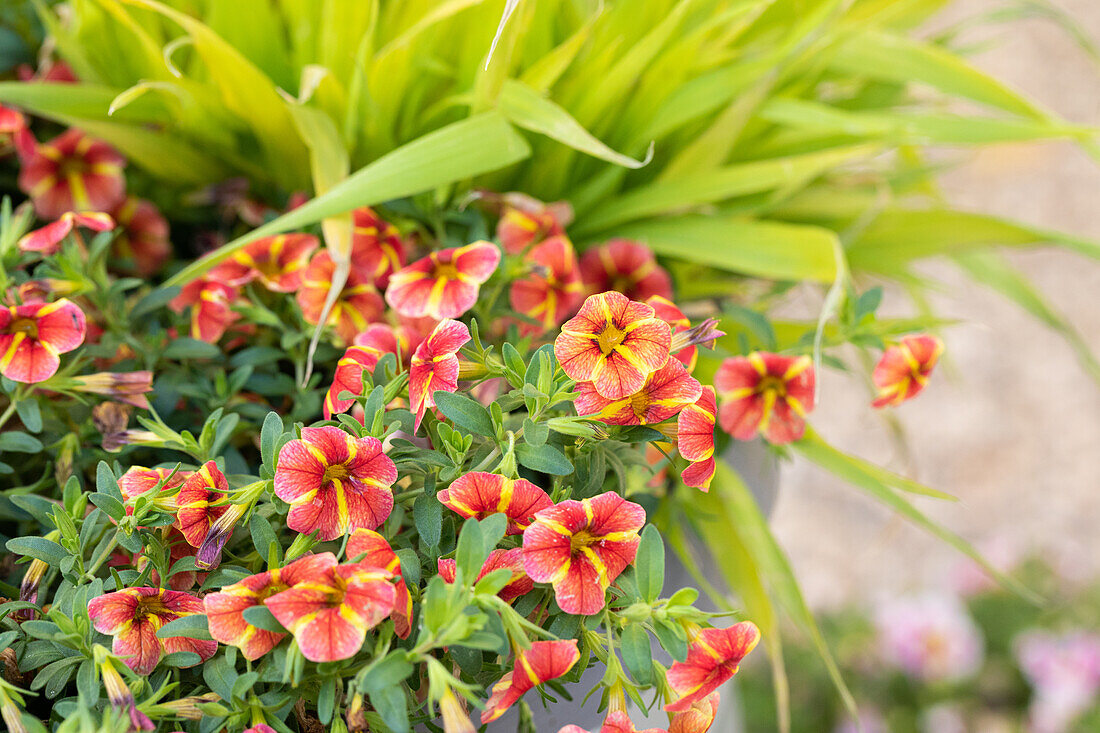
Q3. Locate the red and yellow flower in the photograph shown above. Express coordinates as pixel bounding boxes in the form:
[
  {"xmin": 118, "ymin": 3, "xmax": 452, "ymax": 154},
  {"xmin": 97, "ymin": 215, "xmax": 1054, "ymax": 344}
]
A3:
[
  {"xmin": 481, "ymin": 640, "xmax": 581, "ymax": 723},
  {"xmin": 647, "ymin": 296, "xmax": 698, "ymax": 372},
  {"xmin": 169, "ymin": 273, "xmax": 241, "ymax": 344},
  {"xmin": 111, "ymin": 197, "xmax": 171, "ymax": 277},
  {"xmin": 669, "ymin": 693, "xmax": 720, "ymax": 733},
  {"xmin": 714, "ymin": 352, "xmax": 814, "ymax": 444},
  {"xmin": 665, "ymin": 623, "xmax": 760, "ymax": 712},
  {"xmin": 18, "ymin": 211, "xmax": 114, "ymax": 255},
  {"xmin": 509, "ymin": 235, "xmax": 584, "ymax": 335},
  {"xmin": 872, "ymin": 334, "xmax": 944, "ymax": 408},
  {"xmin": 579, "ymin": 240, "xmax": 672, "ymax": 302},
  {"xmin": 496, "ymin": 193, "xmax": 572, "ymax": 254},
  {"xmin": 574, "ymin": 358, "xmax": 701, "ymax": 426},
  {"xmin": 385, "ymin": 241, "xmax": 501, "ymax": 320},
  {"xmin": 273, "ymin": 426, "xmax": 397, "ymax": 540},
  {"xmin": 87, "ymin": 587, "xmax": 217, "ymax": 674},
  {"xmin": 297, "ymin": 250, "xmax": 385, "ymax": 342},
  {"xmin": 203, "ymin": 552, "xmax": 338, "ymax": 660},
  {"xmin": 264, "ymin": 562, "xmax": 396, "ymax": 663},
  {"xmin": 677, "ymin": 387, "xmax": 717, "ymax": 491},
  {"xmin": 174, "ymin": 461, "xmax": 229, "ymax": 548},
  {"xmin": 559, "ymin": 711, "xmax": 665, "ymax": 733},
  {"xmin": 346, "ymin": 529, "xmax": 412, "ymax": 638},
  {"xmin": 522, "ymin": 492, "xmax": 646, "ymax": 616},
  {"xmin": 17, "ymin": 129, "xmax": 126, "ymax": 220},
  {"xmin": 408, "ymin": 318, "xmax": 471, "ymax": 430},
  {"xmin": 218, "ymin": 234, "xmax": 318, "ymax": 293},
  {"xmin": 437, "ymin": 548, "xmax": 534, "ymax": 603},
  {"xmin": 119, "ymin": 466, "xmax": 190, "ymax": 506},
  {"xmin": 351, "ymin": 207, "xmax": 407, "ymax": 289},
  {"xmin": 555, "ymin": 291, "xmax": 672, "ymax": 401},
  {"xmin": 323, "ymin": 324, "xmax": 408, "ymax": 419},
  {"xmin": 0, "ymin": 298, "xmax": 86, "ymax": 383},
  {"xmin": 437, "ymin": 472, "xmax": 553, "ymax": 535}
]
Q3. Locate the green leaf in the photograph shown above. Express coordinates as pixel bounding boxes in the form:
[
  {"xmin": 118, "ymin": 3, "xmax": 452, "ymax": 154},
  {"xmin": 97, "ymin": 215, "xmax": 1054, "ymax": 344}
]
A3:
[
  {"xmin": 249, "ymin": 513, "xmax": 280, "ymax": 564},
  {"xmin": 260, "ymin": 411, "xmax": 284, "ymax": 471},
  {"xmin": 0, "ymin": 430, "xmax": 41, "ymax": 452},
  {"xmin": 455, "ymin": 517, "xmax": 487, "ymax": 579},
  {"xmin": 6, "ymin": 537, "xmax": 67, "ymax": 565},
  {"xmin": 635, "ymin": 525, "xmax": 664, "ymax": 604},
  {"xmin": 164, "ymin": 338, "xmax": 223, "ymax": 360},
  {"xmin": 433, "ymin": 391, "xmax": 494, "ymax": 436},
  {"xmin": 156, "ymin": 613, "xmax": 213, "ymax": 640},
  {"xmin": 368, "ymin": 685, "xmax": 409, "ymax": 733},
  {"xmin": 242, "ymin": 605, "xmax": 284, "ymax": 632},
  {"xmin": 15, "ymin": 399, "xmax": 42, "ymax": 433},
  {"xmin": 89, "ymin": 493, "xmax": 126, "ymax": 522},
  {"xmin": 130, "ymin": 285, "xmax": 180, "ymax": 319},
  {"xmin": 413, "ymin": 493, "xmax": 442, "ymax": 549},
  {"xmin": 96, "ymin": 461, "xmax": 124, "ymax": 502},
  {"xmin": 619, "ymin": 624, "xmax": 654, "ymax": 685},
  {"xmin": 515, "ymin": 443, "xmax": 573, "ymax": 476}
]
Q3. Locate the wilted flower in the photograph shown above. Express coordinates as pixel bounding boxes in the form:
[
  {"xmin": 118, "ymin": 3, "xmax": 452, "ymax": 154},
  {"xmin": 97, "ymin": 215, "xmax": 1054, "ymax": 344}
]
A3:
[
  {"xmin": 872, "ymin": 334, "xmax": 944, "ymax": 408},
  {"xmin": 409, "ymin": 318, "xmax": 471, "ymax": 429},
  {"xmin": 574, "ymin": 358, "xmax": 701, "ymax": 426},
  {"xmin": 351, "ymin": 207, "xmax": 407, "ymax": 289},
  {"xmin": 88, "ymin": 587, "xmax": 216, "ymax": 674},
  {"xmin": 481, "ymin": 640, "xmax": 581, "ymax": 722},
  {"xmin": 437, "ymin": 548, "xmax": 534, "ymax": 603},
  {"xmin": 714, "ymin": 352, "xmax": 814, "ymax": 444},
  {"xmin": 554, "ymin": 291, "xmax": 672, "ymax": 401},
  {"xmin": 386, "ymin": 241, "xmax": 501, "ymax": 320},
  {"xmin": 495, "ymin": 192, "xmax": 572, "ymax": 254},
  {"xmin": 17, "ymin": 129, "xmax": 126, "ymax": 220},
  {"xmin": 0, "ymin": 298, "xmax": 86, "ymax": 383},
  {"xmin": 437, "ymin": 472, "xmax": 553, "ymax": 535},
  {"xmin": 323, "ymin": 323, "xmax": 406, "ymax": 419},
  {"xmin": 579, "ymin": 240, "xmax": 672, "ymax": 301},
  {"xmin": 174, "ymin": 461, "xmax": 229, "ymax": 549},
  {"xmin": 18, "ymin": 210, "xmax": 114, "ymax": 255},
  {"xmin": 665, "ymin": 622, "xmax": 761, "ymax": 712},
  {"xmin": 509, "ymin": 235, "xmax": 584, "ymax": 335},
  {"xmin": 346, "ymin": 529, "xmax": 412, "ymax": 638},
  {"xmin": 522, "ymin": 492, "xmax": 645, "ymax": 615},
  {"xmin": 873, "ymin": 593, "xmax": 984, "ymax": 683},
  {"xmin": 204, "ymin": 553, "xmax": 338, "ymax": 660},
  {"xmin": 111, "ymin": 197, "xmax": 170, "ymax": 276},
  {"xmin": 100, "ymin": 655, "xmax": 154, "ymax": 731},
  {"xmin": 218, "ymin": 233, "xmax": 318, "ymax": 293},
  {"xmin": 297, "ymin": 250, "xmax": 385, "ymax": 342},
  {"xmin": 70, "ymin": 371, "xmax": 154, "ymax": 409},
  {"xmin": 274, "ymin": 426, "xmax": 398, "ymax": 540},
  {"xmin": 264, "ymin": 562, "xmax": 396, "ymax": 663},
  {"xmin": 1015, "ymin": 630, "xmax": 1100, "ymax": 733},
  {"xmin": 169, "ymin": 274, "xmax": 241, "ymax": 343},
  {"xmin": 677, "ymin": 386, "xmax": 718, "ymax": 491}
]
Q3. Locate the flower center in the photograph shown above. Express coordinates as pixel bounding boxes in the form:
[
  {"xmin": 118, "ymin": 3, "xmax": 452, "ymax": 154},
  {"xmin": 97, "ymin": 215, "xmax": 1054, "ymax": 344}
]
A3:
[
  {"xmin": 133, "ymin": 594, "xmax": 168, "ymax": 618},
  {"xmin": 629, "ymin": 391, "xmax": 652, "ymax": 421},
  {"xmin": 434, "ymin": 262, "xmax": 460, "ymax": 280},
  {"xmin": 322, "ymin": 463, "xmax": 350, "ymax": 485},
  {"xmin": 756, "ymin": 375, "xmax": 787, "ymax": 397},
  {"xmin": 8, "ymin": 317, "xmax": 37, "ymax": 339},
  {"xmin": 596, "ymin": 323, "xmax": 626, "ymax": 354},
  {"xmin": 57, "ymin": 156, "xmax": 89, "ymax": 179},
  {"xmin": 569, "ymin": 529, "xmax": 601, "ymax": 554},
  {"xmin": 255, "ymin": 255, "xmax": 282, "ymax": 277}
]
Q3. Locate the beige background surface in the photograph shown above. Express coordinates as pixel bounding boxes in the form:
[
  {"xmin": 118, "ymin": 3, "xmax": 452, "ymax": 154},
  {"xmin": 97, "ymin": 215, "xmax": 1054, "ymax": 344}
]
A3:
[{"xmin": 771, "ymin": 0, "xmax": 1100, "ymax": 609}]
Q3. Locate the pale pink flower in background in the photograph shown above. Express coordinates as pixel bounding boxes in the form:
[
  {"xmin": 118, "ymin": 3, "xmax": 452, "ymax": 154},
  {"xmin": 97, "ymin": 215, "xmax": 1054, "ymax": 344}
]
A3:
[
  {"xmin": 920, "ymin": 703, "xmax": 968, "ymax": 733},
  {"xmin": 873, "ymin": 593, "xmax": 984, "ymax": 683},
  {"xmin": 949, "ymin": 537, "xmax": 1021, "ymax": 597},
  {"xmin": 832, "ymin": 708, "xmax": 887, "ymax": 733},
  {"xmin": 1015, "ymin": 630, "xmax": 1100, "ymax": 733}
]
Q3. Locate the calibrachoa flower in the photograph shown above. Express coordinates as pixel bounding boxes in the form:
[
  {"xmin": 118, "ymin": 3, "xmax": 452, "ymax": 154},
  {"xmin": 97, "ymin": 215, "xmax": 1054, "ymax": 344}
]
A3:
[
  {"xmin": 437, "ymin": 472, "xmax": 553, "ymax": 535},
  {"xmin": 70, "ymin": 371, "xmax": 154, "ymax": 409},
  {"xmin": 439, "ymin": 687, "xmax": 476, "ymax": 733},
  {"xmin": 351, "ymin": 207, "xmax": 407, "ymax": 289},
  {"xmin": 346, "ymin": 529, "xmax": 413, "ymax": 638},
  {"xmin": 88, "ymin": 587, "xmax": 216, "ymax": 674},
  {"xmin": 297, "ymin": 250, "xmax": 385, "ymax": 342},
  {"xmin": 118, "ymin": 466, "xmax": 190, "ymax": 506},
  {"xmin": 669, "ymin": 693, "xmax": 720, "ymax": 733},
  {"xmin": 438, "ymin": 548, "xmax": 534, "ymax": 603},
  {"xmin": 665, "ymin": 622, "xmax": 761, "ymax": 713},
  {"xmin": 872, "ymin": 334, "xmax": 944, "ymax": 408},
  {"xmin": 17, "ymin": 129, "xmax": 126, "ymax": 220},
  {"xmin": 496, "ymin": 192, "xmax": 572, "ymax": 254},
  {"xmin": 0, "ymin": 298, "xmax": 86, "ymax": 383},
  {"xmin": 111, "ymin": 197, "xmax": 170, "ymax": 276},
  {"xmin": 579, "ymin": 239, "xmax": 673, "ymax": 301},
  {"xmin": 409, "ymin": 318, "xmax": 471, "ymax": 429},
  {"xmin": 0, "ymin": 104, "xmax": 24, "ymax": 136},
  {"xmin": 714, "ymin": 352, "xmax": 814, "ymax": 444},
  {"xmin": 481, "ymin": 640, "xmax": 581, "ymax": 723},
  {"xmin": 522, "ymin": 492, "xmax": 646, "ymax": 615},
  {"xmin": 100, "ymin": 656, "xmax": 154, "ymax": 731},
  {"xmin": 218, "ymin": 233, "xmax": 318, "ymax": 293},
  {"xmin": 274, "ymin": 426, "xmax": 398, "ymax": 540},
  {"xmin": 18, "ymin": 210, "xmax": 114, "ymax": 255},
  {"xmin": 264, "ymin": 562, "xmax": 396, "ymax": 663},
  {"xmin": 324, "ymin": 323, "xmax": 406, "ymax": 419},
  {"xmin": 559, "ymin": 711, "xmax": 664, "ymax": 733},
  {"xmin": 509, "ymin": 235, "xmax": 584, "ymax": 335},
  {"xmin": 174, "ymin": 461, "xmax": 229, "ymax": 548},
  {"xmin": 574, "ymin": 358, "xmax": 701, "ymax": 425},
  {"xmin": 169, "ymin": 274, "xmax": 241, "ymax": 343},
  {"xmin": 873, "ymin": 594, "xmax": 984, "ymax": 683},
  {"xmin": 647, "ymin": 295, "xmax": 698, "ymax": 372},
  {"xmin": 677, "ymin": 386, "xmax": 718, "ymax": 491},
  {"xmin": 385, "ymin": 241, "xmax": 501, "ymax": 320},
  {"xmin": 203, "ymin": 552, "xmax": 338, "ymax": 660},
  {"xmin": 555, "ymin": 291, "xmax": 672, "ymax": 400}
]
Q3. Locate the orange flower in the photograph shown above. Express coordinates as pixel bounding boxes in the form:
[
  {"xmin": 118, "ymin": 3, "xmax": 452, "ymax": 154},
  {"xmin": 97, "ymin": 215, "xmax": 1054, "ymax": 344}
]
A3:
[
  {"xmin": 665, "ymin": 623, "xmax": 760, "ymax": 713},
  {"xmin": 18, "ymin": 211, "xmax": 114, "ymax": 255},
  {"xmin": 219, "ymin": 234, "xmax": 318, "ymax": 293},
  {"xmin": 346, "ymin": 529, "xmax": 413, "ymax": 638},
  {"xmin": 495, "ymin": 193, "xmax": 572, "ymax": 254},
  {"xmin": 554, "ymin": 291, "xmax": 671, "ymax": 400},
  {"xmin": 111, "ymin": 197, "xmax": 171, "ymax": 277},
  {"xmin": 324, "ymin": 324, "xmax": 408, "ymax": 419},
  {"xmin": 579, "ymin": 240, "xmax": 672, "ymax": 301},
  {"xmin": 437, "ymin": 548, "xmax": 534, "ymax": 603},
  {"xmin": 872, "ymin": 334, "xmax": 944, "ymax": 408},
  {"xmin": 437, "ymin": 472, "xmax": 552, "ymax": 535},
  {"xmin": 174, "ymin": 461, "xmax": 229, "ymax": 548},
  {"xmin": 408, "ymin": 318, "xmax": 471, "ymax": 430},
  {"xmin": 297, "ymin": 250, "xmax": 385, "ymax": 342},
  {"xmin": 509, "ymin": 235, "xmax": 584, "ymax": 335},
  {"xmin": 558, "ymin": 712, "xmax": 665, "ymax": 733},
  {"xmin": 351, "ymin": 208, "xmax": 407, "ymax": 289},
  {"xmin": 677, "ymin": 387, "xmax": 717, "ymax": 491},
  {"xmin": 17, "ymin": 129, "xmax": 126, "ymax": 220},
  {"xmin": 0, "ymin": 298, "xmax": 86, "ymax": 383},
  {"xmin": 385, "ymin": 241, "xmax": 501, "ymax": 320},
  {"xmin": 574, "ymin": 359, "xmax": 701, "ymax": 426},
  {"xmin": 481, "ymin": 640, "xmax": 581, "ymax": 722},
  {"xmin": 714, "ymin": 352, "xmax": 814, "ymax": 444},
  {"xmin": 669, "ymin": 693, "xmax": 720, "ymax": 733},
  {"xmin": 169, "ymin": 271, "xmax": 241, "ymax": 343}
]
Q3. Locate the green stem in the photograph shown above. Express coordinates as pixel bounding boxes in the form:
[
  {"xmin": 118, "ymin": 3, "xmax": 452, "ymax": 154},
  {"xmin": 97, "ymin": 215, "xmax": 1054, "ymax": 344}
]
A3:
[
  {"xmin": 0, "ymin": 400, "xmax": 16, "ymax": 432},
  {"xmin": 85, "ymin": 531, "xmax": 120, "ymax": 580}
]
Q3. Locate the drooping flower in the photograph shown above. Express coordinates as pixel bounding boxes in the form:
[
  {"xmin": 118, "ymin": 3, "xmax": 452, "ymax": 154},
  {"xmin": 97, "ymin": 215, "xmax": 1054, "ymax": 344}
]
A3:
[
  {"xmin": 274, "ymin": 426, "xmax": 397, "ymax": 540},
  {"xmin": 204, "ymin": 552, "xmax": 338, "ymax": 660},
  {"xmin": 481, "ymin": 640, "xmax": 581, "ymax": 723},
  {"xmin": 558, "ymin": 711, "xmax": 665, "ymax": 733},
  {"xmin": 647, "ymin": 295, "xmax": 698, "ymax": 372},
  {"xmin": 174, "ymin": 461, "xmax": 229, "ymax": 548},
  {"xmin": 351, "ymin": 208, "xmax": 407, "ymax": 289},
  {"xmin": 872, "ymin": 334, "xmax": 944, "ymax": 408},
  {"xmin": 264, "ymin": 562, "xmax": 396, "ymax": 663},
  {"xmin": 87, "ymin": 587, "xmax": 216, "ymax": 674},
  {"xmin": 665, "ymin": 622, "xmax": 761, "ymax": 713},
  {"xmin": 100, "ymin": 655, "xmax": 154, "ymax": 731},
  {"xmin": 509, "ymin": 235, "xmax": 584, "ymax": 335},
  {"xmin": 111, "ymin": 197, "xmax": 171, "ymax": 277},
  {"xmin": 713, "ymin": 352, "xmax": 814, "ymax": 444},
  {"xmin": 873, "ymin": 594, "xmax": 984, "ymax": 683},
  {"xmin": 437, "ymin": 548, "xmax": 534, "ymax": 603},
  {"xmin": 522, "ymin": 493, "xmax": 646, "ymax": 616},
  {"xmin": 574, "ymin": 359, "xmax": 701, "ymax": 426},
  {"xmin": 439, "ymin": 686, "xmax": 476, "ymax": 733},
  {"xmin": 297, "ymin": 250, "xmax": 385, "ymax": 342},
  {"xmin": 669, "ymin": 693, "xmax": 720, "ymax": 733},
  {"xmin": 677, "ymin": 387, "xmax": 718, "ymax": 491},
  {"xmin": 0, "ymin": 298, "xmax": 86, "ymax": 383},
  {"xmin": 18, "ymin": 211, "xmax": 115, "ymax": 255},
  {"xmin": 323, "ymin": 324, "xmax": 407, "ymax": 419},
  {"xmin": 495, "ymin": 192, "xmax": 572, "ymax": 254},
  {"xmin": 218, "ymin": 234, "xmax": 318, "ymax": 293},
  {"xmin": 437, "ymin": 472, "xmax": 553, "ymax": 535},
  {"xmin": 385, "ymin": 241, "xmax": 501, "ymax": 320},
  {"xmin": 408, "ymin": 318, "xmax": 471, "ymax": 430},
  {"xmin": 554, "ymin": 291, "xmax": 672, "ymax": 401},
  {"xmin": 70, "ymin": 371, "xmax": 154, "ymax": 409},
  {"xmin": 346, "ymin": 529, "xmax": 412, "ymax": 638},
  {"xmin": 169, "ymin": 273, "xmax": 241, "ymax": 344},
  {"xmin": 579, "ymin": 240, "xmax": 672, "ymax": 302},
  {"xmin": 17, "ymin": 129, "xmax": 126, "ymax": 220}
]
